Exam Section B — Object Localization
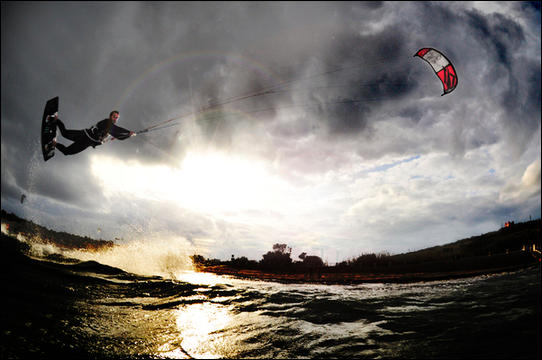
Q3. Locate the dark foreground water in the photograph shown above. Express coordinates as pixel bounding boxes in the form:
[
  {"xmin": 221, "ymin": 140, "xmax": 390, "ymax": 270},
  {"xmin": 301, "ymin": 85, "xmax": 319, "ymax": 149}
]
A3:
[{"xmin": 1, "ymin": 235, "xmax": 541, "ymax": 359}]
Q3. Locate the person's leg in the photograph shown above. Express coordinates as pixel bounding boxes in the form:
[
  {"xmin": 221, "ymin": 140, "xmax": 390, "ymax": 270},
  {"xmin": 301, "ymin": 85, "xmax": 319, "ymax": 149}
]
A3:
[
  {"xmin": 55, "ymin": 133, "xmax": 93, "ymax": 156},
  {"xmin": 55, "ymin": 140, "xmax": 92, "ymax": 156},
  {"xmin": 56, "ymin": 120, "xmax": 85, "ymax": 142}
]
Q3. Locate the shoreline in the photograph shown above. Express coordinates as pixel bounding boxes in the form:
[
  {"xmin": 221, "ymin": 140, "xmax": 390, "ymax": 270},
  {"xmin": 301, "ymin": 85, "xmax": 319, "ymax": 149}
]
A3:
[{"xmin": 196, "ymin": 263, "xmax": 540, "ymax": 284}]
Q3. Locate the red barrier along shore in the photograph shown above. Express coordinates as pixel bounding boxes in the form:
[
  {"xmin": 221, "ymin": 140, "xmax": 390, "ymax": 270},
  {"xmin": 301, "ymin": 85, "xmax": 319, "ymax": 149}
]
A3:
[{"xmin": 195, "ymin": 262, "xmax": 539, "ymax": 285}]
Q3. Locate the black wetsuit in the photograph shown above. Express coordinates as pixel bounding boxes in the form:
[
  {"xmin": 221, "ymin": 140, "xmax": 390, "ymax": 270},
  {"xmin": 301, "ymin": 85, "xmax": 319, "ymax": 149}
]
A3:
[{"xmin": 55, "ymin": 118, "xmax": 132, "ymax": 156}]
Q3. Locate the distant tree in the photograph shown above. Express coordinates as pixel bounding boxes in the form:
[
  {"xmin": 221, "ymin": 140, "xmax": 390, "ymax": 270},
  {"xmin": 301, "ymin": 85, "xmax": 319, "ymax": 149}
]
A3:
[
  {"xmin": 302, "ymin": 255, "xmax": 324, "ymax": 267},
  {"xmin": 273, "ymin": 243, "xmax": 291, "ymax": 254},
  {"xmin": 230, "ymin": 256, "xmax": 259, "ymax": 269},
  {"xmin": 260, "ymin": 243, "xmax": 293, "ymax": 269},
  {"xmin": 191, "ymin": 254, "xmax": 206, "ymax": 266},
  {"xmin": 298, "ymin": 253, "xmax": 324, "ymax": 279}
]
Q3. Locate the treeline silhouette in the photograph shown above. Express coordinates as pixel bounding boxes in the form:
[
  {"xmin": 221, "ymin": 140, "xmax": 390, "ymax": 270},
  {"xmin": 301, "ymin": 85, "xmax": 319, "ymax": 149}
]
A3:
[
  {"xmin": 1, "ymin": 210, "xmax": 113, "ymax": 251},
  {"xmin": 192, "ymin": 219, "xmax": 540, "ymax": 274},
  {"xmin": 192, "ymin": 243, "xmax": 327, "ymax": 276}
]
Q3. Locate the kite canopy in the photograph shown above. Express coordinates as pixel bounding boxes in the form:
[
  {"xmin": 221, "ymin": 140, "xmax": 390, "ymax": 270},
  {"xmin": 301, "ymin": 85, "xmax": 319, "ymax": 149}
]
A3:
[{"xmin": 414, "ymin": 48, "xmax": 458, "ymax": 95}]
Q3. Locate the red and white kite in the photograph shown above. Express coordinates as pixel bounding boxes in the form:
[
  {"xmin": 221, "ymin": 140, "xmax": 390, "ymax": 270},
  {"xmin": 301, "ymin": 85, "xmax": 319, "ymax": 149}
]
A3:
[{"xmin": 414, "ymin": 48, "xmax": 458, "ymax": 96}]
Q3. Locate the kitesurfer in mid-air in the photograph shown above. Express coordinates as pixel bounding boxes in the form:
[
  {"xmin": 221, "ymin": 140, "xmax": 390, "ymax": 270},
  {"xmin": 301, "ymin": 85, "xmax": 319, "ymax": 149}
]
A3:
[{"xmin": 48, "ymin": 111, "xmax": 135, "ymax": 156}]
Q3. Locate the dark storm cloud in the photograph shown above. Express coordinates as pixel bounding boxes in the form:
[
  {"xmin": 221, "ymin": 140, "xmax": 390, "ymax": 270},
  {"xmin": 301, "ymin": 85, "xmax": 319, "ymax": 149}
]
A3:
[
  {"xmin": 128, "ymin": 2, "xmax": 413, "ymax": 145},
  {"xmin": 465, "ymin": 9, "xmax": 525, "ymax": 68},
  {"xmin": 457, "ymin": 5, "xmax": 540, "ymax": 159},
  {"xmin": 463, "ymin": 6, "xmax": 538, "ymax": 141},
  {"xmin": 295, "ymin": 26, "xmax": 418, "ymax": 138},
  {"xmin": 187, "ymin": 20, "xmax": 421, "ymax": 146}
]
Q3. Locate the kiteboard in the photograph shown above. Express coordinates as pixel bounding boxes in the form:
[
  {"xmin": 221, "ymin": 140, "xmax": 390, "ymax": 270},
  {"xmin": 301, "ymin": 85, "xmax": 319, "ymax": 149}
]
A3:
[{"xmin": 41, "ymin": 96, "xmax": 58, "ymax": 161}]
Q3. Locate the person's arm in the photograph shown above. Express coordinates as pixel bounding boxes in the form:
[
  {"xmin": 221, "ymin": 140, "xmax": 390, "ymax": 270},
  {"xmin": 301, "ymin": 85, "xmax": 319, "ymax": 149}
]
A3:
[{"xmin": 110, "ymin": 124, "xmax": 135, "ymax": 140}]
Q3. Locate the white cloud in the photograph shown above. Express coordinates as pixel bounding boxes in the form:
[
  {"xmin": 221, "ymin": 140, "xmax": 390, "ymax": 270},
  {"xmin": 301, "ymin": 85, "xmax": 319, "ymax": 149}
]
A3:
[{"xmin": 500, "ymin": 158, "xmax": 541, "ymax": 203}]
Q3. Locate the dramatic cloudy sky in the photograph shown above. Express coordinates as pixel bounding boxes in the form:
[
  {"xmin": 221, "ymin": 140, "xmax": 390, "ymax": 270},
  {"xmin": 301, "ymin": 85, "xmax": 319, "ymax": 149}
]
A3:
[{"xmin": 2, "ymin": 2, "xmax": 540, "ymax": 264}]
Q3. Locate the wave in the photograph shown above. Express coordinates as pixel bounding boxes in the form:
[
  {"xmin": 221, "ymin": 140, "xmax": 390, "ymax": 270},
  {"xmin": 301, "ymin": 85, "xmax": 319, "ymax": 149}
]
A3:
[
  {"xmin": 65, "ymin": 260, "xmax": 127, "ymax": 275},
  {"xmin": 2, "ymin": 227, "xmax": 196, "ymax": 280},
  {"xmin": 63, "ymin": 235, "xmax": 195, "ymax": 279}
]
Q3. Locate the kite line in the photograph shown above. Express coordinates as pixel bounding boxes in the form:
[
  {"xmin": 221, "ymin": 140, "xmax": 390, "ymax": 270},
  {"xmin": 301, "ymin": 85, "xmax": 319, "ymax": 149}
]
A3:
[{"xmin": 134, "ymin": 57, "xmax": 408, "ymax": 135}]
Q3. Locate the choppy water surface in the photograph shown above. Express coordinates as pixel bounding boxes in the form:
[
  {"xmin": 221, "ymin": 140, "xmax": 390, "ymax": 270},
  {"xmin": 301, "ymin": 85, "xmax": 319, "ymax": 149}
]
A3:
[{"xmin": 2, "ymin": 237, "xmax": 541, "ymax": 359}]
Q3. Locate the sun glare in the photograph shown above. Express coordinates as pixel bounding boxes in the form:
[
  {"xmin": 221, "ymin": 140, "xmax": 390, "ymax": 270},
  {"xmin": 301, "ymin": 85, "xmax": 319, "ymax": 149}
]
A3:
[
  {"xmin": 174, "ymin": 302, "xmax": 235, "ymax": 358},
  {"xmin": 90, "ymin": 151, "xmax": 288, "ymax": 214}
]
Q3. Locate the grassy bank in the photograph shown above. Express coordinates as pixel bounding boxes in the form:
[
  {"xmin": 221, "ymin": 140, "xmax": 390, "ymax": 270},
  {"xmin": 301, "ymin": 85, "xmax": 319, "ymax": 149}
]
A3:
[{"xmin": 1, "ymin": 210, "xmax": 114, "ymax": 251}]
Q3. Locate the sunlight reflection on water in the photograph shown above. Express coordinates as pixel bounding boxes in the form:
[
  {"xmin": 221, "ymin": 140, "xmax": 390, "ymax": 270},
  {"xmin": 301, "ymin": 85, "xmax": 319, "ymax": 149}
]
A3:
[
  {"xmin": 174, "ymin": 270, "xmax": 233, "ymax": 286},
  {"xmin": 175, "ymin": 302, "xmax": 235, "ymax": 358}
]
